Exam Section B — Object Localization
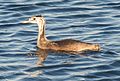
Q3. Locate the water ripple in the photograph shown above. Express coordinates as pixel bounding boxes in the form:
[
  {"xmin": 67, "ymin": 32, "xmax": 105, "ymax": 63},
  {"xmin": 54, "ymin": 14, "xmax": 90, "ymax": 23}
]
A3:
[{"xmin": 0, "ymin": 0, "xmax": 120, "ymax": 81}]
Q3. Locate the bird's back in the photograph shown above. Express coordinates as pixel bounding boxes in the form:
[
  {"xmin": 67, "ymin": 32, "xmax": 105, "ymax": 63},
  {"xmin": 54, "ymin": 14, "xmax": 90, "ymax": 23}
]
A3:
[{"xmin": 47, "ymin": 39, "xmax": 100, "ymax": 52}]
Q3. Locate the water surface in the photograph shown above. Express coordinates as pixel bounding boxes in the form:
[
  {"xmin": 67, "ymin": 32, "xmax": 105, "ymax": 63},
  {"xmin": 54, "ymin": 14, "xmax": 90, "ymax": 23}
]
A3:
[{"xmin": 0, "ymin": 0, "xmax": 120, "ymax": 81}]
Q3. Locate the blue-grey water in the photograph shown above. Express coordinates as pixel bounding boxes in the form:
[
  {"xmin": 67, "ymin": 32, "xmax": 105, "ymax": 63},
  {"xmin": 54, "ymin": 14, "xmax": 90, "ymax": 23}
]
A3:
[{"xmin": 0, "ymin": 0, "xmax": 120, "ymax": 81}]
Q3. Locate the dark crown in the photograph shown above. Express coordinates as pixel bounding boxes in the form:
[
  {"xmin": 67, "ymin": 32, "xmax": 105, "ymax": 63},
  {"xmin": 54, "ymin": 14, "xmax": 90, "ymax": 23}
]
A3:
[{"xmin": 36, "ymin": 15, "xmax": 42, "ymax": 17}]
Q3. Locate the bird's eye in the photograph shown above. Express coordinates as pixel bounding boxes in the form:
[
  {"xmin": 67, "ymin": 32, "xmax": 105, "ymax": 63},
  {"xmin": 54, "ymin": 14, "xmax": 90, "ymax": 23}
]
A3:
[{"xmin": 33, "ymin": 18, "xmax": 36, "ymax": 20}]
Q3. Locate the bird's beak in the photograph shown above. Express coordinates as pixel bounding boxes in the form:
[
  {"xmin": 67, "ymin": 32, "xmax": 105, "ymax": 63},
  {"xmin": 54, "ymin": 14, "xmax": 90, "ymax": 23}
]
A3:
[{"xmin": 21, "ymin": 20, "xmax": 30, "ymax": 24}]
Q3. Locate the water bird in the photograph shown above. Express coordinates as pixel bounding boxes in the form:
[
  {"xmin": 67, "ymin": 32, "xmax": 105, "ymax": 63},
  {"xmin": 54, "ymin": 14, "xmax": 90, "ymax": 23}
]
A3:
[{"xmin": 22, "ymin": 15, "xmax": 100, "ymax": 52}]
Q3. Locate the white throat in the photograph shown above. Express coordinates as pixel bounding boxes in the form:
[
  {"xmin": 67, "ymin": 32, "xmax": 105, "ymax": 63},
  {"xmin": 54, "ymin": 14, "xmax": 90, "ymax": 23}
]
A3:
[{"xmin": 36, "ymin": 18, "xmax": 47, "ymax": 47}]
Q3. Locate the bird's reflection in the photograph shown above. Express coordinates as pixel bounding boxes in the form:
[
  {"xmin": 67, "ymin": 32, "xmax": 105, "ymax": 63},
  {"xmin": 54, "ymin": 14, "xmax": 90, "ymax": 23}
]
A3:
[
  {"xmin": 35, "ymin": 49, "xmax": 48, "ymax": 66},
  {"xmin": 34, "ymin": 48, "xmax": 101, "ymax": 66},
  {"xmin": 26, "ymin": 49, "xmax": 102, "ymax": 77}
]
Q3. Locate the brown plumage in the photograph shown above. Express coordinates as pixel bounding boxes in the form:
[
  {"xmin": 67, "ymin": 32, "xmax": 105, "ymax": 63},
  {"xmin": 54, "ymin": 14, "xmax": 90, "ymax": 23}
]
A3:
[{"xmin": 22, "ymin": 15, "xmax": 100, "ymax": 52}]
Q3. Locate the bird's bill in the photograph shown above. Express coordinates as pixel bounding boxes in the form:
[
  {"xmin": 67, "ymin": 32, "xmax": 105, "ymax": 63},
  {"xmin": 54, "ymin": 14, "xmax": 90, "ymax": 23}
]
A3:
[{"xmin": 21, "ymin": 20, "xmax": 30, "ymax": 24}]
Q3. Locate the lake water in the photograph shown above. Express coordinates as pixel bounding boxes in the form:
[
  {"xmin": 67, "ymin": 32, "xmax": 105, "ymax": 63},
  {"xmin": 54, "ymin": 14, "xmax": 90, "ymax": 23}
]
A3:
[{"xmin": 0, "ymin": 0, "xmax": 120, "ymax": 81}]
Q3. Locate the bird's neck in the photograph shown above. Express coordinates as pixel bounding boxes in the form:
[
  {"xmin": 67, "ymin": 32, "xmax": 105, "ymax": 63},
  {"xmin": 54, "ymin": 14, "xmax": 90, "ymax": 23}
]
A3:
[{"xmin": 37, "ymin": 21, "xmax": 48, "ymax": 47}]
